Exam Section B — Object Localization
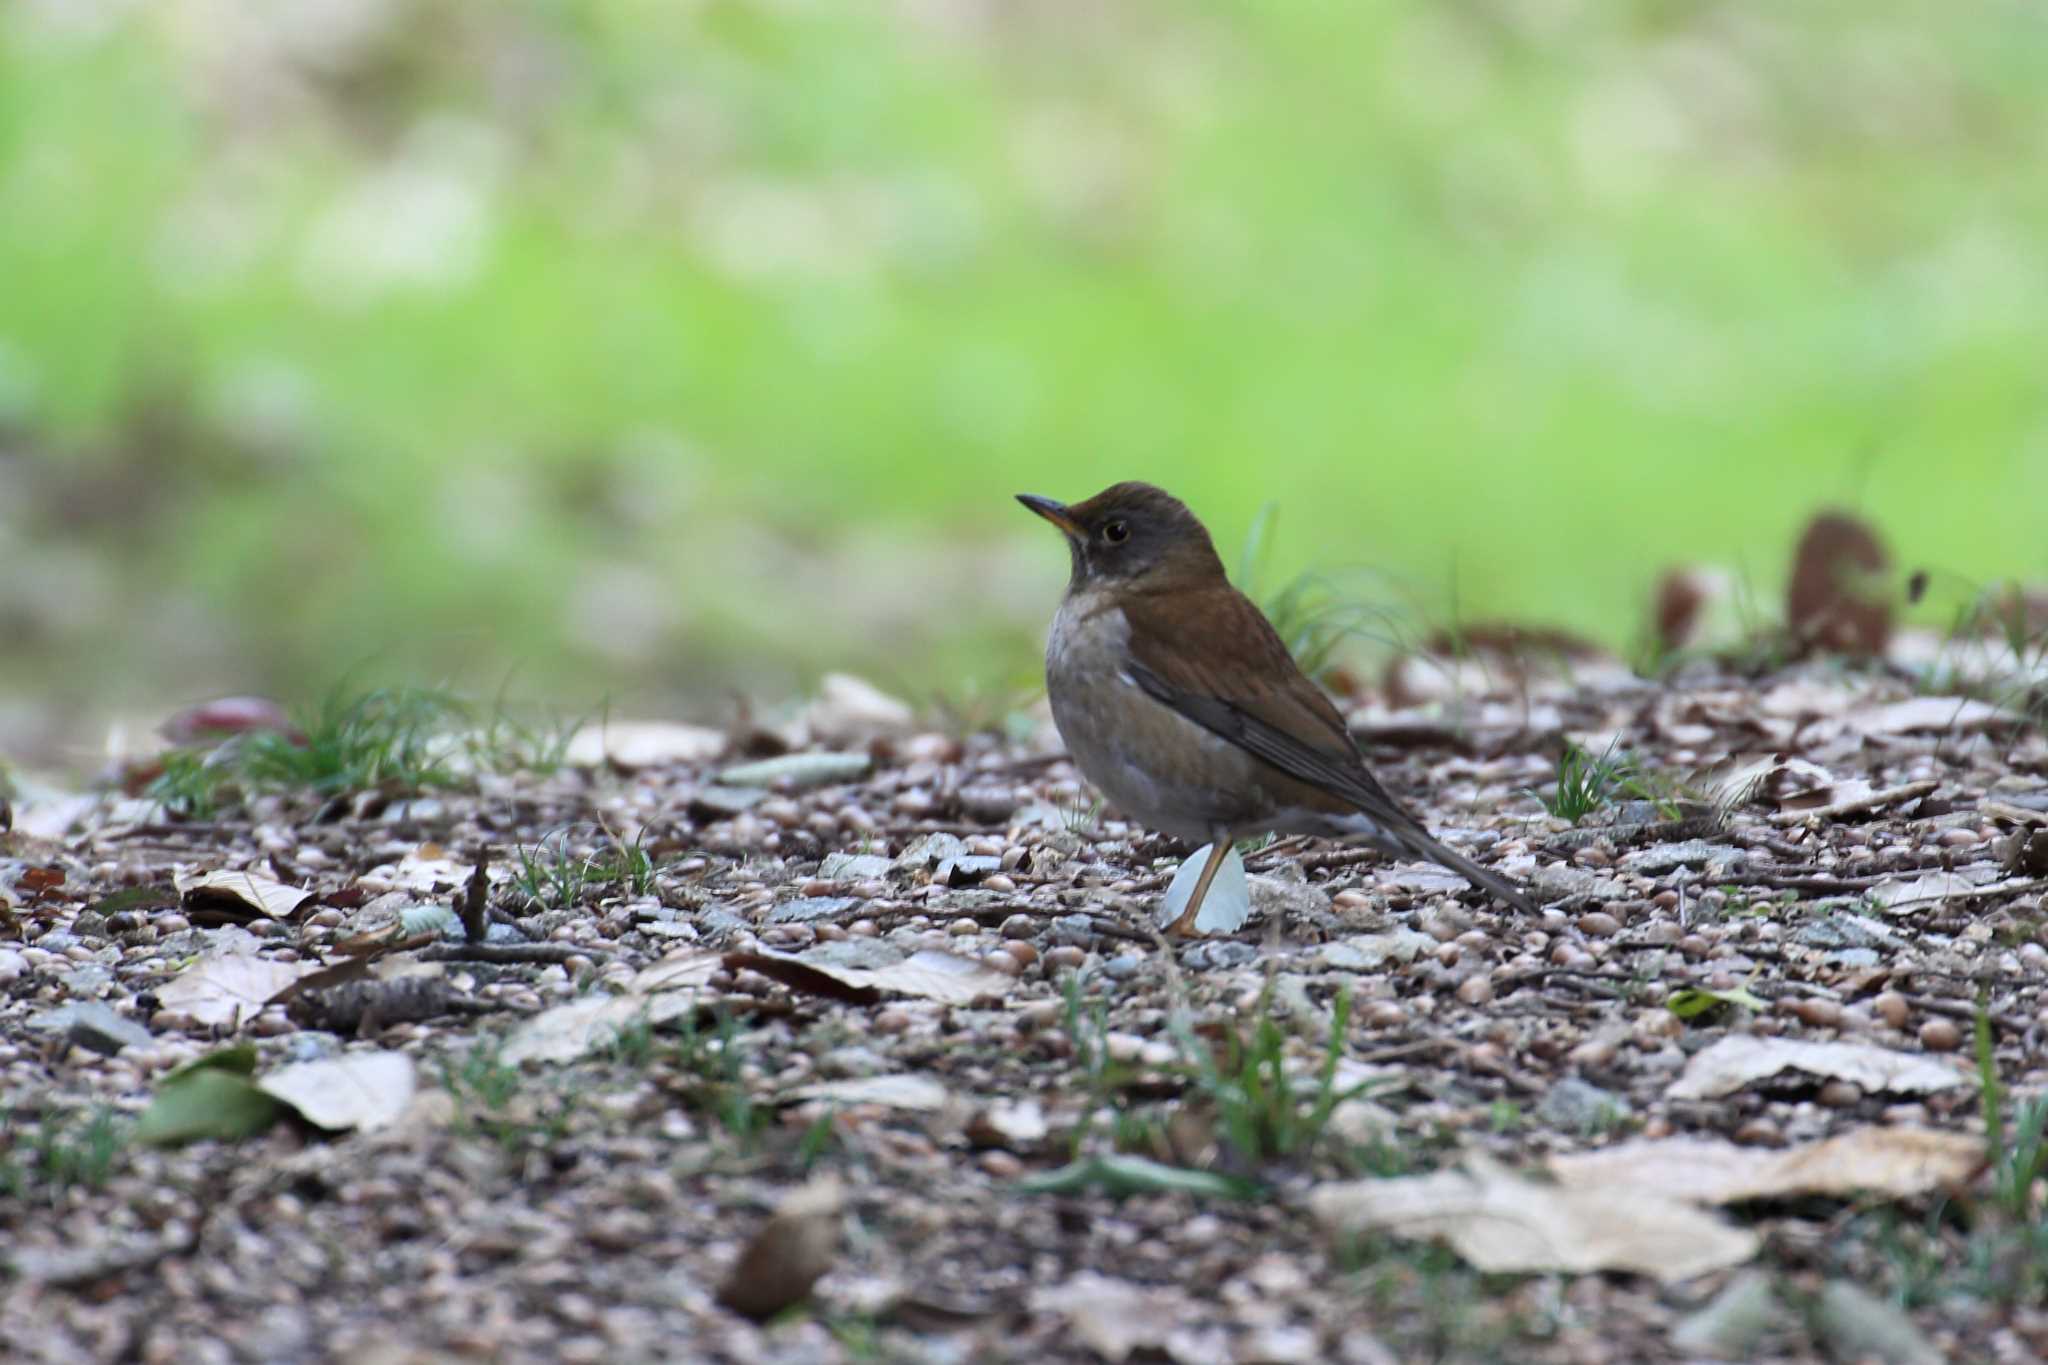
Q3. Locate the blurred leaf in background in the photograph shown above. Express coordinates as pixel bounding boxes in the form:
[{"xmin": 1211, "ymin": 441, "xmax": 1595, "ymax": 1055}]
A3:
[{"xmin": 2, "ymin": 0, "xmax": 2045, "ymax": 762}]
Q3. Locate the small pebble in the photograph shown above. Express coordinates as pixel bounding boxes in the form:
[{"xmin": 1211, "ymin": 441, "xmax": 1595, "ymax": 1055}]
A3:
[
  {"xmin": 1042, "ymin": 945, "xmax": 1087, "ymax": 973},
  {"xmin": 979, "ymin": 1150, "xmax": 1025, "ymax": 1180},
  {"xmin": 1938, "ymin": 828, "xmax": 1981, "ymax": 848},
  {"xmin": 872, "ymin": 1009, "xmax": 912, "ymax": 1035},
  {"xmin": 1578, "ymin": 911, "xmax": 1620, "ymax": 937},
  {"xmin": 1677, "ymin": 935, "xmax": 1710, "ymax": 958},
  {"xmin": 1101, "ymin": 954, "xmax": 1143, "ymax": 981},
  {"xmin": 1455, "ymin": 974, "xmax": 1494, "ymax": 1006},
  {"xmin": 1651, "ymin": 890, "xmax": 1678, "ymax": 910},
  {"xmin": 948, "ymin": 918, "xmax": 980, "ymax": 938},
  {"xmin": 1363, "ymin": 1001, "xmax": 1406, "ymax": 1029},
  {"xmin": 1004, "ymin": 941, "xmax": 1039, "ymax": 969},
  {"xmin": 982, "ymin": 874, "xmax": 1017, "ymax": 894},
  {"xmin": 982, "ymin": 952, "xmax": 1023, "ymax": 978},
  {"xmin": 848, "ymin": 919, "xmax": 878, "ymax": 938},
  {"xmin": 1871, "ymin": 991, "xmax": 1910, "ymax": 1030},
  {"xmin": 999, "ymin": 914, "xmax": 1035, "ymax": 940},
  {"xmin": 1783, "ymin": 998, "xmax": 1843, "ymax": 1029},
  {"xmin": 1818, "ymin": 1080, "xmax": 1863, "ymax": 1108},
  {"xmin": 1917, "ymin": 1018, "xmax": 1961, "ymax": 1052},
  {"xmin": 1733, "ymin": 1117, "xmax": 1781, "ymax": 1146}
]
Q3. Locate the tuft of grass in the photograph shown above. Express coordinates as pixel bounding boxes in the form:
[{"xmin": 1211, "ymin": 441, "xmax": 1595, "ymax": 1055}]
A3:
[
  {"xmin": 512, "ymin": 824, "xmax": 660, "ymax": 910},
  {"xmin": 149, "ymin": 684, "xmax": 588, "ymax": 818},
  {"xmin": 1237, "ymin": 502, "xmax": 1404, "ymax": 682},
  {"xmin": 0, "ymin": 1107, "xmax": 126, "ymax": 1203},
  {"xmin": 663, "ymin": 1008, "xmax": 767, "ymax": 1151},
  {"xmin": 1170, "ymin": 983, "xmax": 1385, "ymax": 1168},
  {"xmin": 1537, "ymin": 739, "xmax": 1685, "ymax": 824}
]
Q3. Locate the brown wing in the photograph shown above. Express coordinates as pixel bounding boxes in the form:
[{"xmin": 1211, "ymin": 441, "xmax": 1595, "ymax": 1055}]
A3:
[{"xmin": 1118, "ymin": 582, "xmax": 1423, "ymax": 831}]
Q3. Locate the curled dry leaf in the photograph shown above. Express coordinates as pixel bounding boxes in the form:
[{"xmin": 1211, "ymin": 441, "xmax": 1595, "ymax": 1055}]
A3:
[
  {"xmin": 717, "ymin": 1175, "xmax": 845, "ymax": 1321},
  {"xmin": 1667, "ymin": 1036, "xmax": 1965, "ymax": 1102},
  {"xmin": 1549, "ymin": 1127, "xmax": 1985, "ymax": 1205},
  {"xmin": 174, "ymin": 869, "xmax": 315, "ymax": 923},
  {"xmin": 1310, "ymin": 1155, "xmax": 1757, "ymax": 1284},
  {"xmin": 257, "ymin": 1051, "xmax": 417, "ymax": 1132}
]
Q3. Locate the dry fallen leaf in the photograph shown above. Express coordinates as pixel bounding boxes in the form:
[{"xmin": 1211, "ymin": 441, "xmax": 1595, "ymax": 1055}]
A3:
[
  {"xmin": 501, "ymin": 990, "xmax": 707, "ymax": 1065},
  {"xmin": 564, "ymin": 720, "xmax": 727, "ymax": 769},
  {"xmin": 783, "ymin": 1074, "xmax": 951, "ymax": 1111},
  {"xmin": 1549, "ymin": 1127, "xmax": 1985, "ymax": 1205},
  {"xmin": 257, "ymin": 1051, "xmax": 417, "ymax": 1132},
  {"xmin": 1311, "ymin": 1155, "xmax": 1758, "ymax": 1283},
  {"xmin": 735, "ymin": 948, "xmax": 1014, "ymax": 1006},
  {"xmin": 174, "ymin": 869, "xmax": 315, "ymax": 923},
  {"xmin": 1786, "ymin": 510, "xmax": 1893, "ymax": 658},
  {"xmin": 717, "ymin": 1176, "xmax": 845, "ymax": 1321},
  {"xmin": 1667, "ymin": 1036, "xmax": 1965, "ymax": 1101},
  {"xmin": 158, "ymin": 952, "xmax": 321, "ymax": 1029},
  {"xmin": 1028, "ymin": 1272, "xmax": 1188, "ymax": 1362}
]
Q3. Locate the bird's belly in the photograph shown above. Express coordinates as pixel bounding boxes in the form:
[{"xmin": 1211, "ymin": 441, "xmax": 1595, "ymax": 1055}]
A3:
[{"xmin": 1046, "ymin": 634, "xmax": 1268, "ymax": 842}]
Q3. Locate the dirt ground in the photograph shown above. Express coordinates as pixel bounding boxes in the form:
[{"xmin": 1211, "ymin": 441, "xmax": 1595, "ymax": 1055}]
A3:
[{"xmin": 2, "ymin": 657, "xmax": 2045, "ymax": 1364}]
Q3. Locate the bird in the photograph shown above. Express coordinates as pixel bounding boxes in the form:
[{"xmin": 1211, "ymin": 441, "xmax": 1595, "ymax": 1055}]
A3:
[{"xmin": 1017, "ymin": 481, "xmax": 1537, "ymax": 934}]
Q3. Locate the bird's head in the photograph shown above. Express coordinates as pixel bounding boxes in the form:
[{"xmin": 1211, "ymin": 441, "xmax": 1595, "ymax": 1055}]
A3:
[{"xmin": 1016, "ymin": 481, "xmax": 1226, "ymax": 592}]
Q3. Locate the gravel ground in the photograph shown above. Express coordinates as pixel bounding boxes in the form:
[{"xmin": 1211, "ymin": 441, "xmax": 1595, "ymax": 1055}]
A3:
[{"xmin": 2, "ymin": 658, "xmax": 2046, "ymax": 1363}]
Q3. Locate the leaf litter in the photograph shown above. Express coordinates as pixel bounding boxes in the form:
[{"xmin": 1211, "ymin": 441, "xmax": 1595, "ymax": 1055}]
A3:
[{"xmin": 3, "ymin": 645, "xmax": 2047, "ymax": 1361}]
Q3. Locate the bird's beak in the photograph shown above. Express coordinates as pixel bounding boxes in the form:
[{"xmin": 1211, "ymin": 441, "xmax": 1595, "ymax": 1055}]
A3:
[{"xmin": 1016, "ymin": 493, "xmax": 1082, "ymax": 539}]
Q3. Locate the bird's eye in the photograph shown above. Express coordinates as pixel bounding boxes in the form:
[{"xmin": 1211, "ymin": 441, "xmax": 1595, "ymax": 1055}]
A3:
[{"xmin": 1102, "ymin": 520, "xmax": 1130, "ymax": 544}]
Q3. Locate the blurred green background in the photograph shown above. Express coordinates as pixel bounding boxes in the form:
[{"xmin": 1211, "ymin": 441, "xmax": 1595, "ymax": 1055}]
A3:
[{"xmin": 3, "ymin": 0, "xmax": 2046, "ymax": 759}]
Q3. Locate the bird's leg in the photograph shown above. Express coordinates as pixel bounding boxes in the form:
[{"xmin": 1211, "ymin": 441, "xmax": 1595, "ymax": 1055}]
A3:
[{"xmin": 1163, "ymin": 834, "xmax": 1232, "ymax": 938}]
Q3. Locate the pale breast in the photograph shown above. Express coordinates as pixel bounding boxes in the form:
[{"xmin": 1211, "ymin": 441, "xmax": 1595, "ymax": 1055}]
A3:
[{"xmin": 1044, "ymin": 592, "xmax": 1272, "ymax": 843}]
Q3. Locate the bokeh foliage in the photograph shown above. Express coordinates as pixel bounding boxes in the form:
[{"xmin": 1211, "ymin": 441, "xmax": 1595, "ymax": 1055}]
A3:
[{"xmin": 2, "ymin": 0, "xmax": 2045, "ymax": 740}]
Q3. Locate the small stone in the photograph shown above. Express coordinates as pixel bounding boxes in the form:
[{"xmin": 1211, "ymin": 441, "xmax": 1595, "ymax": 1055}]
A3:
[
  {"xmin": 1783, "ymin": 998, "xmax": 1843, "ymax": 1029},
  {"xmin": 982, "ymin": 874, "xmax": 1017, "ymax": 894},
  {"xmin": 1455, "ymin": 975, "xmax": 1494, "ymax": 1006},
  {"xmin": 1818, "ymin": 1080, "xmax": 1863, "ymax": 1108},
  {"xmin": 979, "ymin": 1150, "xmax": 1024, "ymax": 1180},
  {"xmin": 1182, "ymin": 940, "xmax": 1258, "ymax": 971},
  {"xmin": 1733, "ymin": 1117, "xmax": 1782, "ymax": 1146},
  {"xmin": 1362, "ymin": 1001, "xmax": 1406, "ymax": 1029},
  {"xmin": 1536, "ymin": 1078, "xmax": 1629, "ymax": 1134},
  {"xmin": 982, "ymin": 952, "xmax": 1023, "ymax": 978},
  {"xmin": 999, "ymin": 914, "xmax": 1035, "ymax": 940},
  {"xmin": 1577, "ymin": 911, "xmax": 1621, "ymax": 937},
  {"xmin": 1101, "ymin": 954, "xmax": 1143, "ymax": 981},
  {"xmin": 27, "ymin": 1002, "xmax": 152, "ymax": 1056},
  {"xmin": 872, "ymin": 1009, "xmax": 912, "ymax": 1035},
  {"xmin": 1917, "ymin": 1018, "xmax": 1961, "ymax": 1052},
  {"xmin": 948, "ymin": 918, "xmax": 980, "ymax": 937},
  {"xmin": 1872, "ymin": 991, "xmax": 1910, "ymax": 1030},
  {"xmin": 718, "ymin": 752, "xmax": 869, "ymax": 789},
  {"xmin": 1042, "ymin": 946, "xmax": 1086, "ymax": 972},
  {"xmin": 1004, "ymin": 941, "xmax": 1039, "ymax": 969}
]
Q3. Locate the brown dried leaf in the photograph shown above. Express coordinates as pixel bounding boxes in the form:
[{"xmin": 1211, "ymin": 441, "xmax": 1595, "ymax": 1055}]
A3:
[
  {"xmin": 1787, "ymin": 511, "xmax": 1892, "ymax": 657},
  {"xmin": 1549, "ymin": 1128, "xmax": 1985, "ymax": 1205},
  {"xmin": 717, "ymin": 1176, "xmax": 845, "ymax": 1321},
  {"xmin": 1311, "ymin": 1156, "xmax": 1757, "ymax": 1283},
  {"xmin": 731, "ymin": 948, "xmax": 1014, "ymax": 1006},
  {"xmin": 1667, "ymin": 1036, "xmax": 1965, "ymax": 1101}
]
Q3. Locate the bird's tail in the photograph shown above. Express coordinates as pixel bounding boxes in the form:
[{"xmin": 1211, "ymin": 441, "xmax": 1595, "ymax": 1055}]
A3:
[{"xmin": 1394, "ymin": 825, "xmax": 1538, "ymax": 916}]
